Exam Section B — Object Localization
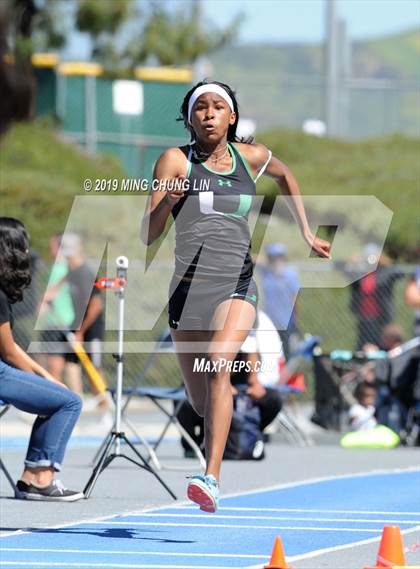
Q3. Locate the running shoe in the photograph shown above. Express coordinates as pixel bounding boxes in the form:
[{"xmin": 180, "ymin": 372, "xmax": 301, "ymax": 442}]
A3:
[
  {"xmin": 187, "ymin": 474, "xmax": 219, "ymax": 513},
  {"xmin": 16, "ymin": 479, "xmax": 84, "ymax": 502}
]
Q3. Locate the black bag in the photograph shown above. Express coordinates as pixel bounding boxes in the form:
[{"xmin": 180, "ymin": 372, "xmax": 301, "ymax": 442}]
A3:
[{"xmin": 224, "ymin": 394, "xmax": 265, "ymax": 460}]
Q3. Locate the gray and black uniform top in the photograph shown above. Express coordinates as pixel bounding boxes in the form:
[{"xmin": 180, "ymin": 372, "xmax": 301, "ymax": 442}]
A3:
[
  {"xmin": 168, "ymin": 142, "xmax": 271, "ymax": 330},
  {"xmin": 172, "ymin": 142, "xmax": 256, "ymax": 281}
]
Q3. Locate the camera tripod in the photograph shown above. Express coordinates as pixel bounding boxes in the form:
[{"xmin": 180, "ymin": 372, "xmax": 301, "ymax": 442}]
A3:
[{"xmin": 83, "ymin": 256, "xmax": 177, "ymax": 500}]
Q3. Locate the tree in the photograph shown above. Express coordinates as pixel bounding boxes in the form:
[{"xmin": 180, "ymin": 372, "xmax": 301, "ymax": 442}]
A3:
[
  {"xmin": 32, "ymin": 0, "xmax": 67, "ymax": 53},
  {"xmin": 126, "ymin": 1, "xmax": 243, "ymax": 67},
  {"xmin": 1, "ymin": 0, "xmax": 67, "ymax": 62},
  {"xmin": 0, "ymin": 0, "xmax": 67, "ymax": 134},
  {"xmin": 75, "ymin": 0, "xmax": 132, "ymax": 62},
  {"xmin": 0, "ymin": 0, "xmax": 36, "ymax": 134}
]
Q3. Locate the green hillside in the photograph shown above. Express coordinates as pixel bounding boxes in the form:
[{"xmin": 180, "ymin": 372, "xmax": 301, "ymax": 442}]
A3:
[
  {"xmin": 210, "ymin": 28, "xmax": 419, "ymax": 81},
  {"xmin": 352, "ymin": 29, "xmax": 420, "ymax": 79},
  {"xmin": 207, "ymin": 29, "xmax": 419, "ymax": 137},
  {"xmin": 257, "ymin": 129, "xmax": 419, "ymax": 259},
  {"xmin": 0, "ymin": 121, "xmax": 125, "ymax": 257},
  {"xmin": 0, "ymin": 121, "xmax": 418, "ymax": 260}
]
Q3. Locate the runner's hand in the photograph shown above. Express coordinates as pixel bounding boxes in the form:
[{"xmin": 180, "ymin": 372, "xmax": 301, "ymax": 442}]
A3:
[
  {"xmin": 305, "ymin": 232, "xmax": 331, "ymax": 259},
  {"xmin": 163, "ymin": 176, "xmax": 187, "ymax": 207}
]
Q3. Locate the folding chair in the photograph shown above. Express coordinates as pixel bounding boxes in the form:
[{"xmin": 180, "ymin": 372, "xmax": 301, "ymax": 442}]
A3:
[
  {"xmin": 0, "ymin": 401, "xmax": 20, "ymax": 496},
  {"xmin": 123, "ymin": 386, "xmax": 206, "ymax": 471},
  {"xmin": 312, "ymin": 337, "xmax": 420, "ymax": 432},
  {"xmin": 275, "ymin": 385, "xmax": 313, "ymax": 446},
  {"xmin": 275, "ymin": 335, "xmax": 323, "ymax": 446},
  {"xmin": 102, "ymin": 330, "xmax": 206, "ymax": 471}
]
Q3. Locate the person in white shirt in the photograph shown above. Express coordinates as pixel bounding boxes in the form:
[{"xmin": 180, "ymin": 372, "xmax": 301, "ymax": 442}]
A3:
[{"xmin": 348, "ymin": 382, "xmax": 377, "ymax": 431}]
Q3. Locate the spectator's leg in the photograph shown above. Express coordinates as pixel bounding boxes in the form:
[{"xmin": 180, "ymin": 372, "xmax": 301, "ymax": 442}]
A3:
[
  {"xmin": 65, "ymin": 362, "xmax": 83, "ymax": 395},
  {"xmin": 176, "ymin": 400, "xmax": 204, "ymax": 453},
  {"xmin": 278, "ymin": 330, "xmax": 291, "ymax": 361},
  {"xmin": 256, "ymin": 388, "xmax": 283, "ymax": 431},
  {"xmin": 0, "ymin": 360, "xmax": 82, "ymax": 484},
  {"xmin": 46, "ymin": 355, "xmax": 66, "ymax": 383}
]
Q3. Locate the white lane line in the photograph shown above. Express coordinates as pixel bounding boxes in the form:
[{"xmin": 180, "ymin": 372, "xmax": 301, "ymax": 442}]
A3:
[
  {"xmin": 0, "ymin": 563, "xmax": 233, "ymax": 569},
  {"xmin": 0, "ymin": 549, "xmax": 265, "ymax": 560},
  {"xmin": 220, "ymin": 465, "xmax": 420, "ymax": 501},
  {"xmin": 184, "ymin": 506, "xmax": 420, "ymax": 516},
  {"xmin": 137, "ymin": 513, "xmax": 419, "ymax": 524},
  {"xmin": 84, "ymin": 521, "xmax": 383, "ymax": 532},
  {"xmin": 245, "ymin": 525, "xmax": 420, "ymax": 569},
  {"xmin": 2, "ymin": 466, "xmax": 418, "ymax": 540}
]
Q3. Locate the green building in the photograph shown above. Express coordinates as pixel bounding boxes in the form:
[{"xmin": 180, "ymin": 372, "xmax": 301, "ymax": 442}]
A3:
[{"xmin": 32, "ymin": 54, "xmax": 192, "ymax": 178}]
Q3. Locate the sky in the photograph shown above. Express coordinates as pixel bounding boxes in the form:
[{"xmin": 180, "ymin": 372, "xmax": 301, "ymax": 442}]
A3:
[
  {"xmin": 202, "ymin": 0, "xmax": 420, "ymax": 44},
  {"xmin": 64, "ymin": 0, "xmax": 419, "ymax": 60}
]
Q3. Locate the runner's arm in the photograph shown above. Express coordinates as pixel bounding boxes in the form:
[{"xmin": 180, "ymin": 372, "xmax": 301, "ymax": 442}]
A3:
[
  {"xmin": 140, "ymin": 148, "xmax": 187, "ymax": 245},
  {"xmin": 248, "ymin": 143, "xmax": 331, "ymax": 259}
]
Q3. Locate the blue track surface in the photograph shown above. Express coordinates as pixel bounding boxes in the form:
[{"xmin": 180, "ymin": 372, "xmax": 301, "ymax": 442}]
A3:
[
  {"xmin": 1, "ymin": 436, "xmax": 175, "ymax": 451},
  {"xmin": 0, "ymin": 436, "xmax": 104, "ymax": 451},
  {"xmin": 1, "ymin": 469, "xmax": 419, "ymax": 569}
]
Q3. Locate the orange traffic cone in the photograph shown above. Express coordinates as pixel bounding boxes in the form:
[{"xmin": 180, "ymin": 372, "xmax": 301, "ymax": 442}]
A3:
[
  {"xmin": 364, "ymin": 526, "xmax": 406, "ymax": 568},
  {"xmin": 264, "ymin": 536, "xmax": 292, "ymax": 569}
]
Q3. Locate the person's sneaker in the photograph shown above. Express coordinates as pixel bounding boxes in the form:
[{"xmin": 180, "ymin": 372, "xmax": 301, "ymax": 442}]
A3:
[
  {"xmin": 187, "ymin": 474, "xmax": 219, "ymax": 513},
  {"xmin": 16, "ymin": 479, "xmax": 84, "ymax": 502}
]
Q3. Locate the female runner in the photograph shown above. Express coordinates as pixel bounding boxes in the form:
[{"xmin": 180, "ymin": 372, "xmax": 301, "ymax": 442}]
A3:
[{"xmin": 141, "ymin": 80, "xmax": 330, "ymax": 512}]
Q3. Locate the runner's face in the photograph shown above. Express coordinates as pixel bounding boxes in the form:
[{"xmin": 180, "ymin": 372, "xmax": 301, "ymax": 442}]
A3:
[{"xmin": 190, "ymin": 93, "xmax": 236, "ymax": 142}]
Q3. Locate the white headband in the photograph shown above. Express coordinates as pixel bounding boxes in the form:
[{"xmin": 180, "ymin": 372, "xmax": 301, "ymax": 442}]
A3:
[{"xmin": 187, "ymin": 84, "xmax": 235, "ymax": 124}]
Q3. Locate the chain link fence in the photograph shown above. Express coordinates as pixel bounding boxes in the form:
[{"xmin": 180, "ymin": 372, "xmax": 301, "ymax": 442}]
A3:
[
  {"xmin": 214, "ymin": 73, "xmax": 419, "ymax": 139},
  {"xmin": 12, "ymin": 255, "xmax": 417, "ymax": 397}
]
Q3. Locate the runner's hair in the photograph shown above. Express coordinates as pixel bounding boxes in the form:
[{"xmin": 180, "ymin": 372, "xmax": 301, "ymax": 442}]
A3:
[{"xmin": 177, "ymin": 79, "xmax": 253, "ymax": 143}]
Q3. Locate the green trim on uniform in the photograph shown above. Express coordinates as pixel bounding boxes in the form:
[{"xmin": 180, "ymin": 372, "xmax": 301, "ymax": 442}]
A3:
[
  {"xmin": 224, "ymin": 194, "xmax": 253, "ymax": 218},
  {"xmin": 201, "ymin": 143, "xmax": 237, "ymax": 176},
  {"xmin": 232, "ymin": 143, "xmax": 255, "ymax": 184}
]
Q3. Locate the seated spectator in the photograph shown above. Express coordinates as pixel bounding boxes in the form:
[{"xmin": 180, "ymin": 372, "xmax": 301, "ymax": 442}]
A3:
[
  {"xmin": 348, "ymin": 382, "xmax": 377, "ymax": 431},
  {"xmin": 374, "ymin": 325, "xmax": 419, "ymax": 436},
  {"xmin": 0, "ymin": 217, "xmax": 83, "ymax": 501},
  {"xmin": 405, "ymin": 267, "xmax": 420, "ymax": 337},
  {"xmin": 380, "ymin": 323, "xmax": 405, "ymax": 351}
]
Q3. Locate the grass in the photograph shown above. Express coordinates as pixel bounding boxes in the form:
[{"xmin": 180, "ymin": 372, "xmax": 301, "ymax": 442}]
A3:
[
  {"xmin": 0, "ymin": 120, "xmax": 125, "ymax": 258},
  {"xmin": 257, "ymin": 129, "xmax": 419, "ymax": 259},
  {"xmin": 1, "ymin": 120, "xmax": 416, "ymax": 387},
  {"xmin": 1, "ymin": 121, "xmax": 418, "ymax": 258}
]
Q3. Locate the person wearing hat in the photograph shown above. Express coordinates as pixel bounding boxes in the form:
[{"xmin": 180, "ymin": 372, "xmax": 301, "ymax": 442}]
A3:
[
  {"xmin": 349, "ymin": 244, "xmax": 405, "ymax": 350},
  {"xmin": 258, "ymin": 243, "xmax": 301, "ymax": 360}
]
